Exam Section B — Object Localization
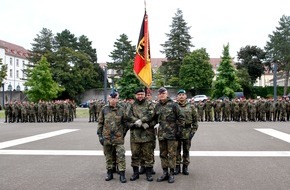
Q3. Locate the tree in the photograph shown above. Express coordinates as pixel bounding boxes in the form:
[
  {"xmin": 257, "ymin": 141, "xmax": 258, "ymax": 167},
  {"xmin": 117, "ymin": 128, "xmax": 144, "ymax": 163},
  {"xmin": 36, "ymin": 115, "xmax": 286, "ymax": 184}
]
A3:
[
  {"xmin": 236, "ymin": 45, "xmax": 266, "ymax": 85},
  {"xmin": 29, "ymin": 28, "xmax": 103, "ymax": 100},
  {"xmin": 24, "ymin": 56, "xmax": 64, "ymax": 102},
  {"xmin": 160, "ymin": 8, "xmax": 194, "ymax": 86},
  {"xmin": 117, "ymin": 60, "xmax": 142, "ymax": 99},
  {"xmin": 213, "ymin": 44, "xmax": 242, "ymax": 99},
  {"xmin": 265, "ymin": 15, "xmax": 290, "ymax": 95},
  {"xmin": 0, "ymin": 58, "xmax": 7, "ymax": 85},
  {"xmin": 179, "ymin": 48, "xmax": 214, "ymax": 93},
  {"xmin": 236, "ymin": 68, "xmax": 252, "ymax": 98},
  {"xmin": 106, "ymin": 33, "xmax": 135, "ymax": 89},
  {"xmin": 107, "ymin": 34, "xmax": 135, "ymax": 78}
]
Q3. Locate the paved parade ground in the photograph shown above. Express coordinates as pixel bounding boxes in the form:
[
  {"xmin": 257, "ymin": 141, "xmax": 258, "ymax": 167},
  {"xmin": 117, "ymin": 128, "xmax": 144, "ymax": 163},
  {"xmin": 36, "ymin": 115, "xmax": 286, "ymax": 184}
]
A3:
[{"xmin": 0, "ymin": 118, "xmax": 290, "ymax": 190}]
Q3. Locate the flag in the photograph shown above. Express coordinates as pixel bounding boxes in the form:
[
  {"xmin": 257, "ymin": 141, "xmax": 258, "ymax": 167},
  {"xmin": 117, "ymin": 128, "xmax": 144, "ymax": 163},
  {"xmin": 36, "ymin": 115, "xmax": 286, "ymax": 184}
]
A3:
[{"xmin": 133, "ymin": 11, "xmax": 152, "ymax": 88}]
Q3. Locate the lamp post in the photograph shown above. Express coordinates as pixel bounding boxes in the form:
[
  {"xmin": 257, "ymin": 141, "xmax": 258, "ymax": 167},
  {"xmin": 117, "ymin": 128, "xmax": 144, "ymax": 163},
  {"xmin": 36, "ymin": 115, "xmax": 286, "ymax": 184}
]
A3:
[
  {"xmin": 273, "ymin": 62, "xmax": 277, "ymax": 101},
  {"xmin": 104, "ymin": 66, "xmax": 108, "ymax": 103},
  {"xmin": 1, "ymin": 83, "xmax": 4, "ymax": 107},
  {"xmin": 8, "ymin": 84, "xmax": 12, "ymax": 101}
]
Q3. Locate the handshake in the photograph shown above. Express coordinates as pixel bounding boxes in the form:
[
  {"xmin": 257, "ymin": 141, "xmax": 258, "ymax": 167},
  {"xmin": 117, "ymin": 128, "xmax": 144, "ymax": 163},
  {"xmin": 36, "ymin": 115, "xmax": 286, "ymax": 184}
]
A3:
[{"xmin": 134, "ymin": 119, "xmax": 149, "ymax": 129}]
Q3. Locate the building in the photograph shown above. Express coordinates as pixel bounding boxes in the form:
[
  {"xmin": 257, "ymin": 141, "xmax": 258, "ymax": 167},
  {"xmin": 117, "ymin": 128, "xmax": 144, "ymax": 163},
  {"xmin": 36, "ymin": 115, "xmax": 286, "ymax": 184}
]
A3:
[{"xmin": 0, "ymin": 40, "xmax": 29, "ymax": 91}]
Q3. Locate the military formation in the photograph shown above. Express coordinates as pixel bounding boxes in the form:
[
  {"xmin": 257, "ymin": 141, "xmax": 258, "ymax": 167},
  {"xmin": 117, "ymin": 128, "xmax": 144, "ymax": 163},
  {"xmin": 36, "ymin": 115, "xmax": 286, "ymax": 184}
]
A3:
[
  {"xmin": 97, "ymin": 87, "xmax": 198, "ymax": 184},
  {"xmin": 195, "ymin": 96, "xmax": 290, "ymax": 122},
  {"xmin": 3, "ymin": 99, "xmax": 76, "ymax": 123}
]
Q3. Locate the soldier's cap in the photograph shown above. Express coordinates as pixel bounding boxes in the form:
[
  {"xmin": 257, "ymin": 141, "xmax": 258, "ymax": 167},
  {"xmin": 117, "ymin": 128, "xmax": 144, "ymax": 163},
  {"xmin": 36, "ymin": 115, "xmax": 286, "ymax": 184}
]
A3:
[
  {"xmin": 177, "ymin": 89, "xmax": 186, "ymax": 95},
  {"xmin": 158, "ymin": 87, "xmax": 167, "ymax": 94},
  {"xmin": 134, "ymin": 88, "xmax": 145, "ymax": 94},
  {"xmin": 109, "ymin": 92, "xmax": 118, "ymax": 98}
]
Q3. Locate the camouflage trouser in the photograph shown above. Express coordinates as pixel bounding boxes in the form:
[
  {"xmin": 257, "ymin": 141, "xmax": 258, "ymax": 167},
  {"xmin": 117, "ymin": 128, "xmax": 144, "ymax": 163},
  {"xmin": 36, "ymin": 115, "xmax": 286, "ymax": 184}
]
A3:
[
  {"xmin": 176, "ymin": 138, "xmax": 191, "ymax": 166},
  {"xmin": 103, "ymin": 144, "xmax": 126, "ymax": 171},
  {"xmin": 159, "ymin": 140, "xmax": 177, "ymax": 169},
  {"xmin": 131, "ymin": 141, "xmax": 155, "ymax": 168}
]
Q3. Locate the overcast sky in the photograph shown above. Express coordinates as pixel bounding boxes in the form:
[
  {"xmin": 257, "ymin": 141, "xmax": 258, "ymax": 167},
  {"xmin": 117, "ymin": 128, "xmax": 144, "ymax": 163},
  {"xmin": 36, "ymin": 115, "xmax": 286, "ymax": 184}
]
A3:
[{"xmin": 0, "ymin": 0, "xmax": 289, "ymax": 63}]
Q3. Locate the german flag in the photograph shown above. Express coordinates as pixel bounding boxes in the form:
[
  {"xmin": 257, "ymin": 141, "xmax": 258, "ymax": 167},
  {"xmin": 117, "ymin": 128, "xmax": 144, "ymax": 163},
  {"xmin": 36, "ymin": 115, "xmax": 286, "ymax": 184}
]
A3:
[{"xmin": 133, "ymin": 11, "xmax": 152, "ymax": 88}]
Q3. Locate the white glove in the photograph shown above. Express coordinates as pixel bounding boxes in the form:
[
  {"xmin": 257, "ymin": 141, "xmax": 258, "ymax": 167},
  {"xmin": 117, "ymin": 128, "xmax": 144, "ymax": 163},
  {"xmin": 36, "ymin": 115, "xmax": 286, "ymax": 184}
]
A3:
[
  {"xmin": 142, "ymin": 123, "xmax": 149, "ymax": 129},
  {"xmin": 134, "ymin": 119, "xmax": 142, "ymax": 127},
  {"xmin": 154, "ymin": 123, "xmax": 160, "ymax": 129}
]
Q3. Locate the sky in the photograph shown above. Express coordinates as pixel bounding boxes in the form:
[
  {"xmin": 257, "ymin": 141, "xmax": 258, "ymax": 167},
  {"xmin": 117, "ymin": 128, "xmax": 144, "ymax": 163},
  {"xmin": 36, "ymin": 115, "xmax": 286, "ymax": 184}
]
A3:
[{"xmin": 0, "ymin": 0, "xmax": 289, "ymax": 63}]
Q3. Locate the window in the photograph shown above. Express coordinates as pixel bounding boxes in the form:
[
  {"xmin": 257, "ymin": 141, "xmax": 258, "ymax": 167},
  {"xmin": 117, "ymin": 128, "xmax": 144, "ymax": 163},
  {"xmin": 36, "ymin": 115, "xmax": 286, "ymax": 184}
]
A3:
[
  {"xmin": 9, "ymin": 69, "xmax": 13, "ymax": 78},
  {"xmin": 16, "ymin": 59, "xmax": 19, "ymax": 67},
  {"xmin": 22, "ymin": 60, "xmax": 25, "ymax": 66},
  {"xmin": 10, "ymin": 58, "xmax": 12, "ymax": 65},
  {"xmin": 16, "ymin": 70, "xmax": 19, "ymax": 78}
]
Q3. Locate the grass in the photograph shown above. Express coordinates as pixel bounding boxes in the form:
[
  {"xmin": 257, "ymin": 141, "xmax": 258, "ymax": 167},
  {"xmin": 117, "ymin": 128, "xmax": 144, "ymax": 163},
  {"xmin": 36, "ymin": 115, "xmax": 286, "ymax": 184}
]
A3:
[{"xmin": 0, "ymin": 107, "xmax": 90, "ymax": 119}]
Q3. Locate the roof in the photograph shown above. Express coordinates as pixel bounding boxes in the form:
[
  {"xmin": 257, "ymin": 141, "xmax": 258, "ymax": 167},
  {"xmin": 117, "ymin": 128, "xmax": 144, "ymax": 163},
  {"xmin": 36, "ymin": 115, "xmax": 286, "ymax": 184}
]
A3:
[{"xmin": 0, "ymin": 39, "xmax": 29, "ymax": 59}]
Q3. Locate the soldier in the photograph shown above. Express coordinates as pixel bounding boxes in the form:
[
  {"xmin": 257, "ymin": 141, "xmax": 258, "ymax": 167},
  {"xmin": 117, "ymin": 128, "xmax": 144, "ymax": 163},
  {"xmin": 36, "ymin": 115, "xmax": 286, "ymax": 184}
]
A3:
[
  {"xmin": 222, "ymin": 98, "xmax": 231, "ymax": 121},
  {"xmin": 153, "ymin": 87, "xmax": 185, "ymax": 183},
  {"xmin": 213, "ymin": 99, "xmax": 222, "ymax": 122},
  {"xmin": 204, "ymin": 99, "xmax": 213, "ymax": 121},
  {"xmin": 197, "ymin": 100, "xmax": 205, "ymax": 122},
  {"xmin": 4, "ymin": 102, "xmax": 9, "ymax": 123},
  {"xmin": 126, "ymin": 88, "xmax": 155, "ymax": 182},
  {"xmin": 97, "ymin": 92, "xmax": 127, "ymax": 183},
  {"xmin": 175, "ymin": 89, "xmax": 198, "ymax": 175}
]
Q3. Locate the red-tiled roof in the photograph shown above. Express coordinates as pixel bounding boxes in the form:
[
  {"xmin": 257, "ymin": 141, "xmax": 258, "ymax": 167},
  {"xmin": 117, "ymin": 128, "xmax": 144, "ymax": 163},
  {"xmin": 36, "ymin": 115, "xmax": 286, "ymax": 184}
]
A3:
[{"xmin": 0, "ymin": 40, "xmax": 29, "ymax": 59}]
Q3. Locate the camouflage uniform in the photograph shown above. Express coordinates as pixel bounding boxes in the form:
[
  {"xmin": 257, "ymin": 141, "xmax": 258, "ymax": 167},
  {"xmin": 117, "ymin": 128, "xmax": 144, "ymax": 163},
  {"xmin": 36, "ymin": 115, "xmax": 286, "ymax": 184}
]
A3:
[
  {"xmin": 154, "ymin": 90, "xmax": 185, "ymax": 183},
  {"xmin": 204, "ymin": 99, "xmax": 213, "ymax": 121},
  {"xmin": 213, "ymin": 100, "xmax": 222, "ymax": 122},
  {"xmin": 176, "ymin": 96, "xmax": 198, "ymax": 175},
  {"xmin": 197, "ymin": 101, "xmax": 204, "ymax": 122},
  {"xmin": 97, "ymin": 99, "xmax": 127, "ymax": 183},
  {"xmin": 126, "ymin": 93, "xmax": 155, "ymax": 181}
]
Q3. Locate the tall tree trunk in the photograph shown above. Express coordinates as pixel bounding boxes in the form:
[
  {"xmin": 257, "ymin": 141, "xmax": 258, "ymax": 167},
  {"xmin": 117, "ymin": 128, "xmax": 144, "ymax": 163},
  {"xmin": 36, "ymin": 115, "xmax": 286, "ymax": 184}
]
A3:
[{"xmin": 284, "ymin": 69, "xmax": 289, "ymax": 96}]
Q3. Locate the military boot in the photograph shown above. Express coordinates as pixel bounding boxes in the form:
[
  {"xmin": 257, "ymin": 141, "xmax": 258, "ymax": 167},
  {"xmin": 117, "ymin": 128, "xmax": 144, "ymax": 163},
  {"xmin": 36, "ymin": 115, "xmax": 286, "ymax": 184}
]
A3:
[
  {"xmin": 157, "ymin": 168, "xmax": 169, "ymax": 182},
  {"xmin": 151, "ymin": 168, "xmax": 156, "ymax": 175},
  {"xmin": 139, "ymin": 166, "xmax": 146, "ymax": 174},
  {"xmin": 119, "ymin": 171, "xmax": 127, "ymax": 183},
  {"xmin": 130, "ymin": 166, "xmax": 139, "ymax": 181},
  {"xmin": 182, "ymin": 165, "xmax": 189, "ymax": 175},
  {"xmin": 168, "ymin": 168, "xmax": 175, "ymax": 183},
  {"xmin": 145, "ymin": 167, "xmax": 153, "ymax": 182},
  {"xmin": 105, "ymin": 169, "xmax": 113, "ymax": 181},
  {"xmin": 174, "ymin": 165, "xmax": 181, "ymax": 175}
]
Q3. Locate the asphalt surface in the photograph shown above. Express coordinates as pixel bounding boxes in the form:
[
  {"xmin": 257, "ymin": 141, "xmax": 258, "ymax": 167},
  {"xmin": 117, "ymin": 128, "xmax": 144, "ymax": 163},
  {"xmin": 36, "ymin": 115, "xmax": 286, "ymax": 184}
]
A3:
[{"xmin": 0, "ymin": 118, "xmax": 290, "ymax": 190}]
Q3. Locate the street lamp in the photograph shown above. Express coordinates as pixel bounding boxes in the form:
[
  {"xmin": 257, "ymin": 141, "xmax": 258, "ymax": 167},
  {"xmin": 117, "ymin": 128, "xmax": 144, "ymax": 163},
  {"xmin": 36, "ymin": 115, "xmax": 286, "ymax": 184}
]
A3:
[
  {"xmin": 16, "ymin": 85, "xmax": 20, "ymax": 91},
  {"xmin": 1, "ymin": 83, "xmax": 4, "ymax": 108},
  {"xmin": 103, "ymin": 66, "xmax": 108, "ymax": 103}
]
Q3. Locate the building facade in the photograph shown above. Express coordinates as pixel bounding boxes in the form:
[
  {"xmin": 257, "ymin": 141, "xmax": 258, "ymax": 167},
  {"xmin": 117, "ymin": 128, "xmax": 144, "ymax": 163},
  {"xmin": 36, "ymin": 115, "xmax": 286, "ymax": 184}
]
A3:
[{"xmin": 0, "ymin": 40, "xmax": 29, "ymax": 91}]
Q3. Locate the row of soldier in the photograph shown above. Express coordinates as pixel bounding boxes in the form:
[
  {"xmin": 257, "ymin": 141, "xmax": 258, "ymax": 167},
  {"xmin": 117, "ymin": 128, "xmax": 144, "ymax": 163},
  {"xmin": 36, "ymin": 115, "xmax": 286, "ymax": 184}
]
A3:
[
  {"xmin": 3, "ymin": 99, "xmax": 76, "ymax": 123},
  {"xmin": 194, "ymin": 97, "xmax": 290, "ymax": 122},
  {"xmin": 97, "ymin": 87, "xmax": 198, "ymax": 184}
]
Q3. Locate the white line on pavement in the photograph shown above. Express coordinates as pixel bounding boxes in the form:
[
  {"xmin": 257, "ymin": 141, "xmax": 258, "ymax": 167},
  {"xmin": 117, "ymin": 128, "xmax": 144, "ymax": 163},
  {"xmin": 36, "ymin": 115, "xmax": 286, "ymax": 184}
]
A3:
[
  {"xmin": 0, "ymin": 129, "xmax": 79, "ymax": 149},
  {"xmin": 1, "ymin": 150, "xmax": 290, "ymax": 157},
  {"xmin": 255, "ymin": 128, "xmax": 290, "ymax": 143}
]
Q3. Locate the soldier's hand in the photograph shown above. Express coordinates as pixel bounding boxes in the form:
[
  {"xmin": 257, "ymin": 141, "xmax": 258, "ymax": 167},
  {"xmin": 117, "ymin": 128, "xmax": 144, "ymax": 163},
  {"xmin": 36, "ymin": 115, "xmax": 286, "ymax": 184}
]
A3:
[
  {"xmin": 99, "ymin": 136, "xmax": 104, "ymax": 146},
  {"xmin": 189, "ymin": 132, "xmax": 195, "ymax": 140},
  {"xmin": 154, "ymin": 123, "xmax": 159, "ymax": 129},
  {"xmin": 142, "ymin": 123, "xmax": 149, "ymax": 129},
  {"xmin": 134, "ymin": 119, "xmax": 142, "ymax": 127},
  {"xmin": 175, "ymin": 127, "xmax": 182, "ymax": 139}
]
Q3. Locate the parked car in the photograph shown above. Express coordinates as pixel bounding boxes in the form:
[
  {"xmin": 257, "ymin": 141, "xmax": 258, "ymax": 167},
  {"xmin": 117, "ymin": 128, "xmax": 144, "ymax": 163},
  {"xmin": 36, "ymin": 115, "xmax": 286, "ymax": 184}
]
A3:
[
  {"xmin": 79, "ymin": 101, "xmax": 90, "ymax": 108},
  {"xmin": 192, "ymin": 95, "xmax": 208, "ymax": 102}
]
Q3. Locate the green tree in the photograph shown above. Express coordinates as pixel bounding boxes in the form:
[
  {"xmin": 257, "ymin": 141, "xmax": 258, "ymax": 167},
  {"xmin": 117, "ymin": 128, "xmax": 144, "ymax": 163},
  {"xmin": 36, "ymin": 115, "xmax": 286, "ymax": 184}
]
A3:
[
  {"xmin": 117, "ymin": 61, "xmax": 142, "ymax": 99},
  {"xmin": 213, "ymin": 44, "xmax": 242, "ymax": 99},
  {"xmin": 236, "ymin": 45, "xmax": 266, "ymax": 85},
  {"xmin": 179, "ymin": 48, "xmax": 214, "ymax": 93},
  {"xmin": 107, "ymin": 34, "xmax": 135, "ymax": 79},
  {"xmin": 0, "ymin": 58, "xmax": 8, "ymax": 84},
  {"xmin": 236, "ymin": 68, "xmax": 252, "ymax": 98},
  {"xmin": 29, "ymin": 28, "xmax": 103, "ymax": 100},
  {"xmin": 24, "ymin": 56, "xmax": 64, "ymax": 102},
  {"xmin": 160, "ymin": 8, "xmax": 193, "ymax": 86},
  {"xmin": 265, "ymin": 15, "xmax": 290, "ymax": 95}
]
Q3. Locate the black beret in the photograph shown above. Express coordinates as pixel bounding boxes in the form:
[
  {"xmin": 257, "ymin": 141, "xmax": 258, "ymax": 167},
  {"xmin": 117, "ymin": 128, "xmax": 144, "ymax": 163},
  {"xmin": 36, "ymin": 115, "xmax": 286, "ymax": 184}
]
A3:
[
  {"xmin": 135, "ymin": 88, "xmax": 145, "ymax": 94},
  {"xmin": 109, "ymin": 92, "xmax": 118, "ymax": 98},
  {"xmin": 158, "ymin": 87, "xmax": 167, "ymax": 93}
]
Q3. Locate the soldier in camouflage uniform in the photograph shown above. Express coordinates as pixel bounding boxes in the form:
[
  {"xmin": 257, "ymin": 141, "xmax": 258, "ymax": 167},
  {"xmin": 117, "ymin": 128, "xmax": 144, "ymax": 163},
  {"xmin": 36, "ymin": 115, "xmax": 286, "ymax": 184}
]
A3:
[
  {"xmin": 4, "ymin": 102, "xmax": 10, "ymax": 123},
  {"xmin": 153, "ymin": 87, "xmax": 185, "ymax": 183},
  {"xmin": 222, "ymin": 98, "xmax": 231, "ymax": 121},
  {"xmin": 97, "ymin": 92, "xmax": 127, "ymax": 183},
  {"xmin": 204, "ymin": 99, "xmax": 213, "ymax": 121},
  {"xmin": 213, "ymin": 99, "xmax": 222, "ymax": 122},
  {"xmin": 197, "ymin": 100, "xmax": 205, "ymax": 122},
  {"xmin": 126, "ymin": 88, "xmax": 155, "ymax": 182},
  {"xmin": 175, "ymin": 89, "xmax": 198, "ymax": 176}
]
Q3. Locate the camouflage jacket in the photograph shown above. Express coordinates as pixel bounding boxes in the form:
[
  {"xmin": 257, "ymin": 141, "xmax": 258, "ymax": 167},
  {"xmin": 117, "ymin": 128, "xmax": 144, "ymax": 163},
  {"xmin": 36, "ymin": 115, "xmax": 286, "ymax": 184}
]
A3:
[
  {"xmin": 97, "ymin": 103, "xmax": 126, "ymax": 145},
  {"xmin": 126, "ymin": 99, "xmax": 155, "ymax": 143},
  {"xmin": 154, "ymin": 97, "xmax": 185, "ymax": 140},
  {"xmin": 178, "ymin": 101, "xmax": 198, "ymax": 139}
]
